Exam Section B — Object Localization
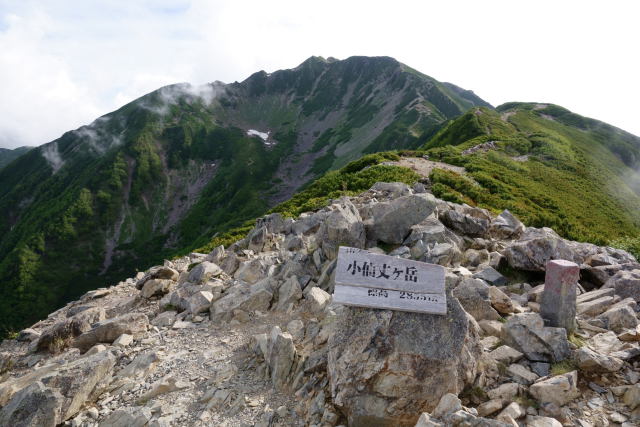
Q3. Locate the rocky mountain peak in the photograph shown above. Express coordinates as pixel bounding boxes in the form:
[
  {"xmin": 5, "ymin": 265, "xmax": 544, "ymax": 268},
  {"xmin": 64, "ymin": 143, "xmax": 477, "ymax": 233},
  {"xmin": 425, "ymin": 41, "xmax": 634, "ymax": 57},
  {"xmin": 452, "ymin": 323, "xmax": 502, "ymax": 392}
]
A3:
[{"xmin": 1, "ymin": 179, "xmax": 639, "ymax": 426}]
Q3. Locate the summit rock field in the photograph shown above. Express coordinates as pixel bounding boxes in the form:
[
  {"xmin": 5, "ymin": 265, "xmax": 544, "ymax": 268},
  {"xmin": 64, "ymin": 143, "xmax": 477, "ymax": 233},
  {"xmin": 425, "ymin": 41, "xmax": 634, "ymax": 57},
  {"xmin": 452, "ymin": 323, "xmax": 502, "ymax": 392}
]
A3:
[{"xmin": 1, "ymin": 180, "xmax": 639, "ymax": 427}]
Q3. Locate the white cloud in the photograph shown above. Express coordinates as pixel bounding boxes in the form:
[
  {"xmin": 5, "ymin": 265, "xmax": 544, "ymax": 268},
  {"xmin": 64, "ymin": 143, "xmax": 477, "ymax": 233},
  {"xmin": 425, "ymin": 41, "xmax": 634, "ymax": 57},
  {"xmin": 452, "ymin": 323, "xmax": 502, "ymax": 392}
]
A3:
[{"xmin": 0, "ymin": 0, "xmax": 639, "ymax": 148}]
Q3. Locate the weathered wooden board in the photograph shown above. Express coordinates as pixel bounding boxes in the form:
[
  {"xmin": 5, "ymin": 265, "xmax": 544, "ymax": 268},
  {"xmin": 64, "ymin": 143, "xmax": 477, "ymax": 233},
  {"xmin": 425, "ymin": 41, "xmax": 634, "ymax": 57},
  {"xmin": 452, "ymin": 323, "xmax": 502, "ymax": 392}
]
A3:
[
  {"xmin": 335, "ymin": 246, "xmax": 445, "ymax": 294},
  {"xmin": 333, "ymin": 284, "xmax": 447, "ymax": 315}
]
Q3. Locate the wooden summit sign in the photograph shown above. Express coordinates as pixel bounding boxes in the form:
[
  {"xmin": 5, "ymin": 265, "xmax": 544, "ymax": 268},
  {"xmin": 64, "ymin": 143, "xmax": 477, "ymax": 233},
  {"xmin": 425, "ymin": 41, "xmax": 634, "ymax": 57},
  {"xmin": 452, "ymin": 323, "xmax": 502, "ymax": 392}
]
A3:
[{"xmin": 333, "ymin": 246, "xmax": 447, "ymax": 315}]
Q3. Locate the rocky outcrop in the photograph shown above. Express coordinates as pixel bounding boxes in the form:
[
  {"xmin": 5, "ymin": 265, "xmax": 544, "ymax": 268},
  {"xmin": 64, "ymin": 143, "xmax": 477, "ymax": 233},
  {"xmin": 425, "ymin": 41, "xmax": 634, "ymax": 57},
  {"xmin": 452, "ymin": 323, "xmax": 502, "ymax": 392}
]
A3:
[
  {"xmin": 327, "ymin": 294, "xmax": 481, "ymax": 426},
  {"xmin": 1, "ymin": 179, "xmax": 638, "ymax": 427},
  {"xmin": 363, "ymin": 193, "xmax": 437, "ymax": 244},
  {"xmin": 73, "ymin": 313, "xmax": 149, "ymax": 352},
  {"xmin": 316, "ymin": 198, "xmax": 366, "ymax": 259}
]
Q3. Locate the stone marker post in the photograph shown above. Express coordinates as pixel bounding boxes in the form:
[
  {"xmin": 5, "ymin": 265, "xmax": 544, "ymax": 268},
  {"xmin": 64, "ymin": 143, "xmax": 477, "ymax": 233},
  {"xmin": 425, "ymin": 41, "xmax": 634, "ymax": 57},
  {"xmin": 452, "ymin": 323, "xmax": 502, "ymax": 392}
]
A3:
[{"xmin": 540, "ymin": 259, "xmax": 580, "ymax": 333}]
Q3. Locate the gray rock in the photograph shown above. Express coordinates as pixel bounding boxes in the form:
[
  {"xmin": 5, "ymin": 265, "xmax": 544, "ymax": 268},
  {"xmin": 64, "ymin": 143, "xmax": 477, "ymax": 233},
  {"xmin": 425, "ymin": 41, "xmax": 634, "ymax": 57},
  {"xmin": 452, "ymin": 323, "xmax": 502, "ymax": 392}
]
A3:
[
  {"xmin": 36, "ymin": 307, "xmax": 106, "ymax": 352},
  {"xmin": 220, "ymin": 252, "xmax": 240, "ymax": 275},
  {"xmin": 473, "ymin": 267, "xmax": 508, "ymax": 286},
  {"xmin": 403, "ymin": 217, "xmax": 463, "ymax": 248},
  {"xmin": 0, "ymin": 350, "xmax": 116, "ymax": 422},
  {"xmin": 135, "ymin": 266, "xmax": 179, "ymax": 289},
  {"xmin": 276, "ymin": 276, "xmax": 302, "ymax": 311},
  {"xmin": 141, "ymin": 279, "xmax": 174, "ymax": 298},
  {"xmin": 441, "ymin": 207, "xmax": 490, "ymax": 237},
  {"xmin": 327, "ymin": 292, "xmax": 481, "ymax": 426},
  {"xmin": 234, "ymin": 259, "xmax": 269, "ymax": 284},
  {"xmin": 210, "ymin": 283, "xmax": 272, "ymax": 321},
  {"xmin": 488, "ymin": 210, "xmax": 525, "ymax": 240},
  {"xmin": 73, "ymin": 313, "xmax": 149, "ymax": 352},
  {"xmin": 604, "ymin": 270, "xmax": 640, "ymax": 302},
  {"xmin": 582, "ymin": 263, "xmax": 639, "ymax": 287},
  {"xmin": 255, "ymin": 212, "xmax": 288, "ymax": 234},
  {"xmin": 452, "ymin": 278, "xmax": 501, "ymax": 321},
  {"xmin": 186, "ymin": 291, "xmax": 214, "ymax": 314},
  {"xmin": 596, "ymin": 305, "xmax": 638, "ymax": 333},
  {"xmin": 503, "ymin": 228, "xmax": 577, "ymax": 271},
  {"xmin": 138, "ymin": 375, "xmax": 190, "ymax": 403},
  {"xmin": 423, "ymin": 243, "xmax": 462, "ymax": 266},
  {"xmin": 529, "ymin": 371, "xmax": 580, "ymax": 406},
  {"xmin": 268, "ymin": 327, "xmax": 297, "ymax": 391},
  {"xmin": 247, "ymin": 226, "xmax": 269, "ymax": 252},
  {"xmin": 370, "ymin": 181, "xmax": 411, "ymax": 197},
  {"xmin": 151, "ymin": 311, "xmax": 177, "ymax": 328},
  {"xmin": 188, "ymin": 261, "xmax": 222, "ymax": 284},
  {"xmin": 530, "ymin": 362, "xmax": 551, "ymax": 377},
  {"xmin": 365, "ymin": 193, "xmax": 437, "ymax": 244},
  {"xmin": 432, "ymin": 393, "xmax": 462, "ymax": 418},
  {"xmin": 305, "ymin": 287, "xmax": 332, "ymax": 313},
  {"xmin": 502, "ymin": 313, "xmax": 570, "ymax": 362},
  {"xmin": 100, "ymin": 407, "xmax": 152, "ymax": 427},
  {"xmin": 0, "ymin": 381, "xmax": 63, "ymax": 427},
  {"xmin": 317, "ymin": 198, "xmax": 366, "ymax": 259},
  {"xmin": 574, "ymin": 347, "xmax": 624, "ymax": 372}
]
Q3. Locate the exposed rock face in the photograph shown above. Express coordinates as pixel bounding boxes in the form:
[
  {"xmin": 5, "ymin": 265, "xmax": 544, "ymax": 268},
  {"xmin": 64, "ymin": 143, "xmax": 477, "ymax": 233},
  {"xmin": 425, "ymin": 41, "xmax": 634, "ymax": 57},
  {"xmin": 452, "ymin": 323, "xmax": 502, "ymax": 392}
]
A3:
[
  {"xmin": 529, "ymin": 371, "xmax": 580, "ymax": 407},
  {"xmin": 503, "ymin": 228, "xmax": 576, "ymax": 271},
  {"xmin": 327, "ymin": 294, "xmax": 481, "ymax": 426},
  {"xmin": 440, "ymin": 205, "xmax": 491, "ymax": 237},
  {"xmin": 604, "ymin": 270, "xmax": 640, "ymax": 302},
  {"xmin": 453, "ymin": 278, "xmax": 501, "ymax": 321},
  {"xmin": 501, "ymin": 313, "xmax": 570, "ymax": 362},
  {"xmin": 135, "ymin": 266, "xmax": 179, "ymax": 289},
  {"xmin": 316, "ymin": 199, "xmax": 366, "ymax": 260},
  {"xmin": 0, "ymin": 350, "xmax": 116, "ymax": 424},
  {"xmin": 488, "ymin": 210, "xmax": 525, "ymax": 240},
  {"xmin": 1, "ymin": 179, "xmax": 638, "ymax": 427},
  {"xmin": 73, "ymin": 313, "xmax": 149, "ymax": 352},
  {"xmin": 364, "ymin": 193, "xmax": 437, "ymax": 244}
]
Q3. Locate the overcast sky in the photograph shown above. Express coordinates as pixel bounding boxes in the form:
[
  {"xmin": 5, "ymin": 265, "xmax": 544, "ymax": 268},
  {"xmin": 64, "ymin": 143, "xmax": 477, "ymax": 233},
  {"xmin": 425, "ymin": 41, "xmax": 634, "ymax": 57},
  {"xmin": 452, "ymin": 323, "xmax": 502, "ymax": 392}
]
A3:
[{"xmin": 1, "ymin": 0, "xmax": 638, "ymax": 149}]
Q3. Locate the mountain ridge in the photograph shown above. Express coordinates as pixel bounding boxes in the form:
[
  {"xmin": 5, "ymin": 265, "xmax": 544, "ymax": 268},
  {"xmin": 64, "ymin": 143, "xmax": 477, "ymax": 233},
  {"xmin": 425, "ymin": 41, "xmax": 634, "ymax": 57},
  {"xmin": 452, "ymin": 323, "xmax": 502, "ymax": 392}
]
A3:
[{"xmin": 0, "ymin": 55, "xmax": 490, "ymax": 335}]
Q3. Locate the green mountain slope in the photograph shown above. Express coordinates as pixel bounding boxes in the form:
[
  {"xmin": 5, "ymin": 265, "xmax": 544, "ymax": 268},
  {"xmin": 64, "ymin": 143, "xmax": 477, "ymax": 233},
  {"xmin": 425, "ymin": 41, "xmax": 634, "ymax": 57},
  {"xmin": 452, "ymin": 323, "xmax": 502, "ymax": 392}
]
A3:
[
  {"xmin": 0, "ymin": 146, "xmax": 32, "ymax": 170},
  {"xmin": 0, "ymin": 56, "xmax": 489, "ymax": 335},
  {"xmin": 421, "ymin": 104, "xmax": 640, "ymax": 245}
]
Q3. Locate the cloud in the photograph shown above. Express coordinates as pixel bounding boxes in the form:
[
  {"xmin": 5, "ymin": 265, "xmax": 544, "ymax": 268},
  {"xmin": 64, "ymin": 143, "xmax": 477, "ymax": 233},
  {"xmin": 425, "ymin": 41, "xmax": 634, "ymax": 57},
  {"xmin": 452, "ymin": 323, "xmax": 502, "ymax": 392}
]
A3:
[{"xmin": 0, "ymin": 0, "xmax": 639, "ymax": 149}]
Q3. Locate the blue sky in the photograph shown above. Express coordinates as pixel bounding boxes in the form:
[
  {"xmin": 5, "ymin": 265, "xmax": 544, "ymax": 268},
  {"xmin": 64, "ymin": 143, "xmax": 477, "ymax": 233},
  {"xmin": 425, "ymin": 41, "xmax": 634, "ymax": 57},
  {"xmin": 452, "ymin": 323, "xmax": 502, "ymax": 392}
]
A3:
[{"xmin": 1, "ymin": 0, "xmax": 639, "ymax": 148}]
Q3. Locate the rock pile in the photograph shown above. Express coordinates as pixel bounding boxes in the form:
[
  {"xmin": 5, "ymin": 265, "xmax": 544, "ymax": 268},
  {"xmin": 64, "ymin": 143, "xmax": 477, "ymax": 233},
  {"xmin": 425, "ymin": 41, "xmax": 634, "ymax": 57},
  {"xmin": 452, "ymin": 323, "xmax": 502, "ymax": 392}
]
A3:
[{"xmin": 0, "ymin": 180, "xmax": 639, "ymax": 427}]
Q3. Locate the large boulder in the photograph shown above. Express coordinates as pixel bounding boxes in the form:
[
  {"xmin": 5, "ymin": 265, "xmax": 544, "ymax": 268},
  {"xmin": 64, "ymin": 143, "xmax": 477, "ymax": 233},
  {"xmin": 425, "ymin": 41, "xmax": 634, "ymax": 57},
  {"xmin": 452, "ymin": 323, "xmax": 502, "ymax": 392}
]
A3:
[
  {"xmin": 135, "ymin": 265, "xmax": 179, "ymax": 289},
  {"xmin": 73, "ymin": 313, "xmax": 149, "ymax": 352},
  {"xmin": 327, "ymin": 294, "xmax": 481, "ymax": 426},
  {"xmin": 0, "ymin": 381, "xmax": 63, "ymax": 427},
  {"xmin": 488, "ymin": 210, "xmax": 525, "ymax": 240},
  {"xmin": 603, "ymin": 270, "xmax": 640, "ymax": 302},
  {"xmin": 36, "ymin": 307, "xmax": 106, "ymax": 352},
  {"xmin": 501, "ymin": 313, "xmax": 570, "ymax": 362},
  {"xmin": 0, "ymin": 350, "xmax": 116, "ymax": 423},
  {"xmin": 317, "ymin": 198, "xmax": 366, "ymax": 259},
  {"xmin": 210, "ymin": 283, "xmax": 273, "ymax": 322},
  {"xmin": 440, "ymin": 206, "xmax": 491, "ymax": 238},
  {"xmin": 364, "ymin": 193, "xmax": 438, "ymax": 244},
  {"xmin": 452, "ymin": 278, "xmax": 501, "ymax": 321},
  {"xmin": 503, "ymin": 228, "xmax": 576, "ymax": 271},
  {"xmin": 187, "ymin": 261, "xmax": 222, "ymax": 284}
]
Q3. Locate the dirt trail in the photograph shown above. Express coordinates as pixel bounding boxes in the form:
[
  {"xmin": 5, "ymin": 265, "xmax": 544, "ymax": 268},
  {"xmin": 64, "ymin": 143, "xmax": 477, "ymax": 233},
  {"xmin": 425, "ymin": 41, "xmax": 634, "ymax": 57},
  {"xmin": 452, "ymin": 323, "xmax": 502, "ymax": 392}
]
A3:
[{"xmin": 387, "ymin": 157, "xmax": 465, "ymax": 178}]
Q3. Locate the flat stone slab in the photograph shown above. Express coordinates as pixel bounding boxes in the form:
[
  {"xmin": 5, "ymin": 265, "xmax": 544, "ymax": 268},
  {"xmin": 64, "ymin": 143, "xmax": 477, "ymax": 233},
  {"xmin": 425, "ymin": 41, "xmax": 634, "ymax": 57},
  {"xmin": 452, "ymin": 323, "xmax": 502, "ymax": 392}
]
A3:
[{"xmin": 577, "ymin": 288, "xmax": 614, "ymax": 304}]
